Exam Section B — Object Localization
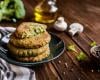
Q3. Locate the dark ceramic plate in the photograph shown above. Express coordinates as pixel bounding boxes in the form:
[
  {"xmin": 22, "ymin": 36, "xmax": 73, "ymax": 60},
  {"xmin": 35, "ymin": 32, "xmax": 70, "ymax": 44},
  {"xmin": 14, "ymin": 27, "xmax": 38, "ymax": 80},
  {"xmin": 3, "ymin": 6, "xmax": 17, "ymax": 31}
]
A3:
[{"xmin": 0, "ymin": 32, "xmax": 65, "ymax": 67}]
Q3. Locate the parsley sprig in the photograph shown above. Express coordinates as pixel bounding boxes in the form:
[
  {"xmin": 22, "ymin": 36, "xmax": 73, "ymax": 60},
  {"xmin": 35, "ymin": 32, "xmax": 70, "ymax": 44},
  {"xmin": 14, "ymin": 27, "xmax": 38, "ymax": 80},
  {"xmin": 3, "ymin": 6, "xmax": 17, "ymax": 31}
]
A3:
[{"xmin": 67, "ymin": 44, "xmax": 87, "ymax": 61}]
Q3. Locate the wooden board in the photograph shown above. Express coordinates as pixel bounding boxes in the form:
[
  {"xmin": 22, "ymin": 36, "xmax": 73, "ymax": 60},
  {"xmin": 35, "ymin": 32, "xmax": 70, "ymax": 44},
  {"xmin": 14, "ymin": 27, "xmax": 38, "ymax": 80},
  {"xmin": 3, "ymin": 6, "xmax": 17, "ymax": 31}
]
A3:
[{"xmin": 0, "ymin": 0, "xmax": 100, "ymax": 80}]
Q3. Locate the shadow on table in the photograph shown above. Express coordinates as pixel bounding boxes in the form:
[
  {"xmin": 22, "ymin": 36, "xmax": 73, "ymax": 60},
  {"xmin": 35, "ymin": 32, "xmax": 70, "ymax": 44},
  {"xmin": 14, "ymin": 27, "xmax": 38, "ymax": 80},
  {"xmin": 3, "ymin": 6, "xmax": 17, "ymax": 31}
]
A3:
[{"xmin": 79, "ymin": 58, "xmax": 100, "ymax": 72}]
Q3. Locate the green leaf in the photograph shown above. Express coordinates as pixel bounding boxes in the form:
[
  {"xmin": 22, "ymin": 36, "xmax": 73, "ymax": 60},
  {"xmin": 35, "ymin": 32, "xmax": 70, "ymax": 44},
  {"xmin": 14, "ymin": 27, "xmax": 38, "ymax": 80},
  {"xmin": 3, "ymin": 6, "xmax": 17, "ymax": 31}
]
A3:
[
  {"xmin": 0, "ymin": 0, "xmax": 25, "ymax": 21},
  {"xmin": 76, "ymin": 52, "xmax": 87, "ymax": 61},
  {"xmin": 90, "ymin": 41, "xmax": 97, "ymax": 47},
  {"xmin": 67, "ymin": 44, "xmax": 77, "ymax": 52},
  {"xmin": 14, "ymin": 0, "xmax": 25, "ymax": 19},
  {"xmin": 0, "ymin": 11, "xmax": 3, "ymax": 21}
]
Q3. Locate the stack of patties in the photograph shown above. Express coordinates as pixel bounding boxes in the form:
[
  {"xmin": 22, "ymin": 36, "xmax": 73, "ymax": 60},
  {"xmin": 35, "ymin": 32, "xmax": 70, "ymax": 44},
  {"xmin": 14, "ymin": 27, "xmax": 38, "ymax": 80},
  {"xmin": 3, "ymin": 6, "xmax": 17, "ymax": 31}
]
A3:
[{"xmin": 8, "ymin": 22, "xmax": 51, "ymax": 62}]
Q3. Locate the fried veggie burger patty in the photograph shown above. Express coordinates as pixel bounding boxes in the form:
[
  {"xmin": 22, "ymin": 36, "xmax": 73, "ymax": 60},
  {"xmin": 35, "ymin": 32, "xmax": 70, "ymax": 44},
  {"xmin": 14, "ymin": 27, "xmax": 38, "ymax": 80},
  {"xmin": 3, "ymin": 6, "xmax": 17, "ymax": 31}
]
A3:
[
  {"xmin": 15, "ymin": 22, "xmax": 47, "ymax": 39},
  {"xmin": 9, "ymin": 31, "xmax": 51, "ymax": 48},
  {"xmin": 16, "ymin": 48, "xmax": 50, "ymax": 62},
  {"xmin": 8, "ymin": 43, "xmax": 49, "ymax": 57},
  {"xmin": 8, "ymin": 22, "xmax": 51, "ymax": 62}
]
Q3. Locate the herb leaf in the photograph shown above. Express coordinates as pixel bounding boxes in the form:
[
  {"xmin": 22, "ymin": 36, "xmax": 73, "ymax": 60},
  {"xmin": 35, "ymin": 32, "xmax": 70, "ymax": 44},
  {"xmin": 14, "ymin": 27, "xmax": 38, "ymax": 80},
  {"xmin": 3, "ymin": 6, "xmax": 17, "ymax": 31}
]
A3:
[
  {"xmin": 90, "ymin": 41, "xmax": 97, "ymax": 47},
  {"xmin": 67, "ymin": 44, "xmax": 77, "ymax": 52},
  {"xmin": 76, "ymin": 52, "xmax": 87, "ymax": 61}
]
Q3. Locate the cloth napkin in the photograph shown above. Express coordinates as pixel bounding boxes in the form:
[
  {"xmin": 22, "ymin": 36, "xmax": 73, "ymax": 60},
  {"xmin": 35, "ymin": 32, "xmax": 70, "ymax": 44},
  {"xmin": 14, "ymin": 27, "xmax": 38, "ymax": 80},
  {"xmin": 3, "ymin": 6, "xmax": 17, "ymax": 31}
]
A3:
[{"xmin": 0, "ymin": 27, "xmax": 36, "ymax": 80}]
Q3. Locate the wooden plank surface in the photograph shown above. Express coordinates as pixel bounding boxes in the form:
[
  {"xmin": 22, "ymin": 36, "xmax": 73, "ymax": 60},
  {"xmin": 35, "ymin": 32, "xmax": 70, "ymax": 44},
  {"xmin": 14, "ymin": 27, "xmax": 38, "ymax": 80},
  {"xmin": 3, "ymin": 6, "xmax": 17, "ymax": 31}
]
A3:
[{"xmin": 0, "ymin": 0, "xmax": 100, "ymax": 80}]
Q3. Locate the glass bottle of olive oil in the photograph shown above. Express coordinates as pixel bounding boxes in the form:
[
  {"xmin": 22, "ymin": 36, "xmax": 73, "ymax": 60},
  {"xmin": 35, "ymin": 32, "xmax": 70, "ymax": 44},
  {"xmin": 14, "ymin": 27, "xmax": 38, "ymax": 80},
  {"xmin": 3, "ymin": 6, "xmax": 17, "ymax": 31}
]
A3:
[{"xmin": 34, "ymin": 0, "xmax": 58, "ymax": 23}]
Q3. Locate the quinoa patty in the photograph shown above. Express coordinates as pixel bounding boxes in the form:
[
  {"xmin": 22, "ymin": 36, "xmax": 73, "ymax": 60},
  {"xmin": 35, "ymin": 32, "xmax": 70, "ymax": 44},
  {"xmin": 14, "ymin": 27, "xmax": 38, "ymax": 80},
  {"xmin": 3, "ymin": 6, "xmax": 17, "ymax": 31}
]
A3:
[
  {"xmin": 8, "ymin": 43, "xmax": 49, "ymax": 57},
  {"xmin": 9, "ymin": 32, "xmax": 51, "ymax": 48},
  {"xmin": 15, "ymin": 22, "xmax": 47, "ymax": 39},
  {"xmin": 16, "ymin": 48, "xmax": 50, "ymax": 62}
]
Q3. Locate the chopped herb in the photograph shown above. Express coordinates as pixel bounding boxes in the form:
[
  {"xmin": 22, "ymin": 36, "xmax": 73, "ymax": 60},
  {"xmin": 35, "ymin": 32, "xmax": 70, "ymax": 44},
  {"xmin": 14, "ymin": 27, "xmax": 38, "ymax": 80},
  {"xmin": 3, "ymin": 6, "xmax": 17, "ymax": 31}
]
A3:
[
  {"xmin": 76, "ymin": 52, "xmax": 87, "ymax": 61},
  {"xmin": 67, "ymin": 44, "xmax": 77, "ymax": 53},
  {"xmin": 90, "ymin": 41, "xmax": 97, "ymax": 47}
]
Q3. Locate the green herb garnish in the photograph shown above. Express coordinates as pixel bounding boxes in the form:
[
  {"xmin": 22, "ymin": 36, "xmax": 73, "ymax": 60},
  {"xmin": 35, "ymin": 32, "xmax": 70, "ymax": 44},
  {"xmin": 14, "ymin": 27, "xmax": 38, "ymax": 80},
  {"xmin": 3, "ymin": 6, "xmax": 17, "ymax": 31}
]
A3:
[
  {"xmin": 76, "ymin": 52, "xmax": 87, "ymax": 61},
  {"xmin": 67, "ymin": 44, "xmax": 77, "ymax": 53},
  {"xmin": 90, "ymin": 41, "xmax": 97, "ymax": 47}
]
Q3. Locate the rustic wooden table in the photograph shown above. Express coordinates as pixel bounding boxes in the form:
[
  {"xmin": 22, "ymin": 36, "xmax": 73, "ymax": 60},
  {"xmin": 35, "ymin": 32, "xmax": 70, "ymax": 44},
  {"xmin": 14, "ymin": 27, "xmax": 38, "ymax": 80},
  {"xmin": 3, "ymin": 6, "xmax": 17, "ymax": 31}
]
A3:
[{"xmin": 0, "ymin": 0, "xmax": 100, "ymax": 80}]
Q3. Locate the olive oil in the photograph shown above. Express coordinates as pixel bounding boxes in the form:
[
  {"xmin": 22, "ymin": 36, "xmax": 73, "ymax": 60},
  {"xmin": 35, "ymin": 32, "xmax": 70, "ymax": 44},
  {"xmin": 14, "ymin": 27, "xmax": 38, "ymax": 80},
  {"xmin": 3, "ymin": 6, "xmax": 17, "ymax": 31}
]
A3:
[{"xmin": 34, "ymin": 0, "xmax": 58, "ymax": 23}]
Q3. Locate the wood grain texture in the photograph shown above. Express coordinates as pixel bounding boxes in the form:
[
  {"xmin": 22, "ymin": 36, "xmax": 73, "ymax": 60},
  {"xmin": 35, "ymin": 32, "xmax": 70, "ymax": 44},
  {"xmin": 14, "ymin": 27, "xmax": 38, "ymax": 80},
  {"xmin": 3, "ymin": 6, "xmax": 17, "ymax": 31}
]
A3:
[{"xmin": 0, "ymin": 0, "xmax": 100, "ymax": 80}]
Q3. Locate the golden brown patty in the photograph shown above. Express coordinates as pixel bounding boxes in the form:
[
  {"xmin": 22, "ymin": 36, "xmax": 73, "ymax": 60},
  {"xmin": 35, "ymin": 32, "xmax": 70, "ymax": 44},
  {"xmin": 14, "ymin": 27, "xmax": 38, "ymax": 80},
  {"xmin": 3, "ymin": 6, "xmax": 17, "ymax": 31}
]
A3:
[
  {"xmin": 15, "ymin": 22, "xmax": 47, "ymax": 39},
  {"xmin": 16, "ymin": 49, "xmax": 50, "ymax": 62},
  {"xmin": 8, "ymin": 43, "xmax": 49, "ymax": 57},
  {"xmin": 9, "ymin": 32, "xmax": 51, "ymax": 48}
]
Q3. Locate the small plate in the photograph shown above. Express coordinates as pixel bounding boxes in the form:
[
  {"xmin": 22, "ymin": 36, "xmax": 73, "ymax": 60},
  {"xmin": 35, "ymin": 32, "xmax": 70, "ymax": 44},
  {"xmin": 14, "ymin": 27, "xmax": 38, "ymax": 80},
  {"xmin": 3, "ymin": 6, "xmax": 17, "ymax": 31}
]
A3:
[{"xmin": 0, "ymin": 32, "xmax": 65, "ymax": 67}]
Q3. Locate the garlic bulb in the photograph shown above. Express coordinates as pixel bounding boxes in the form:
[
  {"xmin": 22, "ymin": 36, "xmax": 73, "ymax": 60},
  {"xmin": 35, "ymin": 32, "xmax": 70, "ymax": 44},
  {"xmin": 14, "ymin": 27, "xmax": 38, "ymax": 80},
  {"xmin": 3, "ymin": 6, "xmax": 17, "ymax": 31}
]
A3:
[{"xmin": 54, "ymin": 17, "xmax": 68, "ymax": 31}]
